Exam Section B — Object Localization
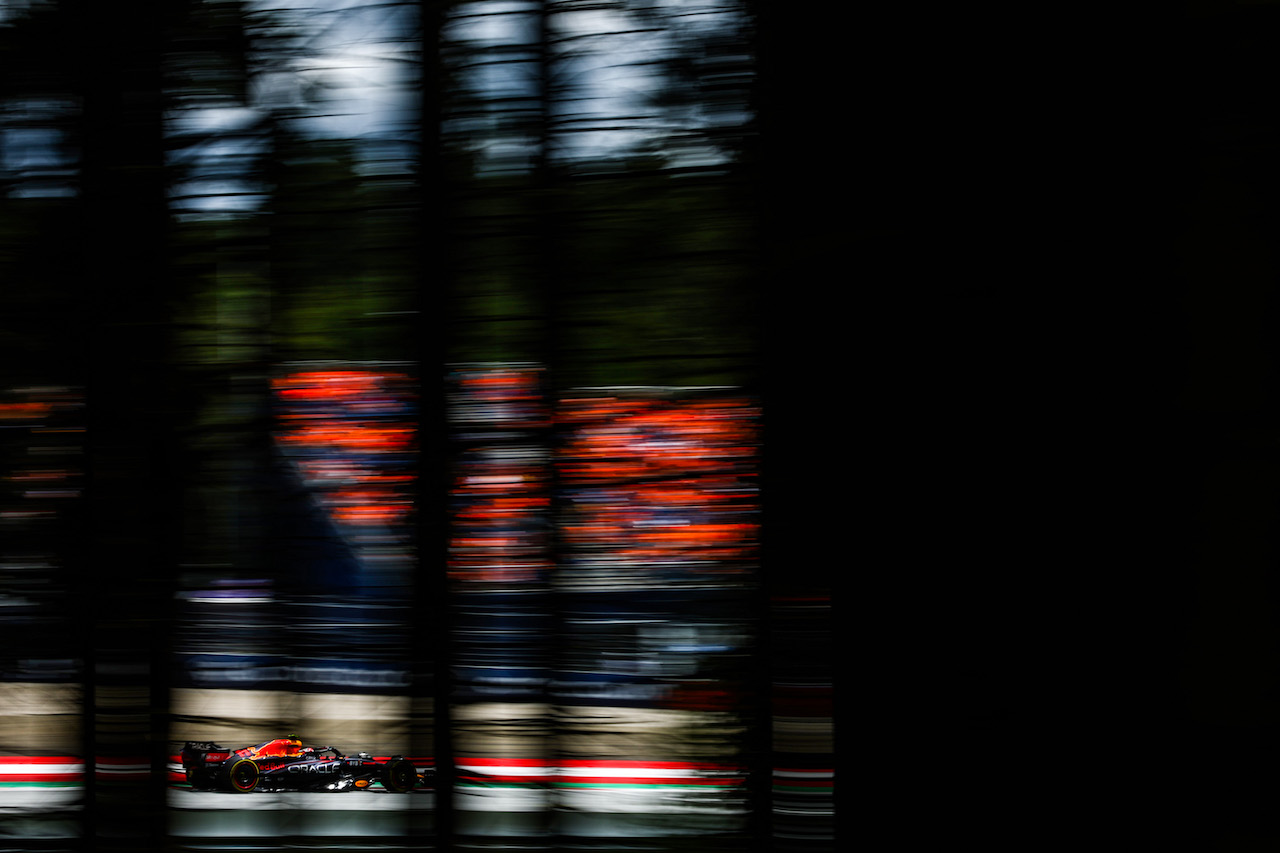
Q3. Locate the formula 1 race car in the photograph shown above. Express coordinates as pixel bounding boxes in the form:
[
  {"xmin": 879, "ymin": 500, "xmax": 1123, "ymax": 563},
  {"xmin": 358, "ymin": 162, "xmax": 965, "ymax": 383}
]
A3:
[{"xmin": 181, "ymin": 736, "xmax": 421, "ymax": 793}]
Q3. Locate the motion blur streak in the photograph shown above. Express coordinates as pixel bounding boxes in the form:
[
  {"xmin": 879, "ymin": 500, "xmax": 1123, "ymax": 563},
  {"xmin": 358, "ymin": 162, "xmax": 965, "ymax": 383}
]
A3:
[
  {"xmin": 444, "ymin": 374, "xmax": 760, "ymax": 840},
  {"xmin": 273, "ymin": 368, "xmax": 418, "ymax": 599},
  {"xmin": 447, "ymin": 365, "xmax": 555, "ymax": 838},
  {"xmin": 0, "ymin": 387, "xmax": 85, "ymax": 841},
  {"xmin": 551, "ymin": 389, "xmax": 757, "ymax": 839},
  {"xmin": 0, "ymin": 386, "xmax": 84, "ymax": 683}
]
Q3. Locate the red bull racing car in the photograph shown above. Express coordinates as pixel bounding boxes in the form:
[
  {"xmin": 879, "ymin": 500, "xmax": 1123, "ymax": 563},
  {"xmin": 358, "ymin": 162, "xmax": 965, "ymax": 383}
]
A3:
[{"xmin": 181, "ymin": 736, "xmax": 422, "ymax": 793}]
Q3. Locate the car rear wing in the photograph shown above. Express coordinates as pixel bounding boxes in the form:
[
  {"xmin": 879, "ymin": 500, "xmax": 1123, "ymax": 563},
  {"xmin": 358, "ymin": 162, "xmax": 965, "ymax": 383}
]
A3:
[{"xmin": 180, "ymin": 741, "xmax": 232, "ymax": 769}]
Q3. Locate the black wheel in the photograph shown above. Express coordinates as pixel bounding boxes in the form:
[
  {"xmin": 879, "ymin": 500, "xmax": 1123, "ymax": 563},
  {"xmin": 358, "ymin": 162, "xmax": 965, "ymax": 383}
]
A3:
[
  {"xmin": 227, "ymin": 759, "xmax": 259, "ymax": 793},
  {"xmin": 382, "ymin": 759, "xmax": 416, "ymax": 793}
]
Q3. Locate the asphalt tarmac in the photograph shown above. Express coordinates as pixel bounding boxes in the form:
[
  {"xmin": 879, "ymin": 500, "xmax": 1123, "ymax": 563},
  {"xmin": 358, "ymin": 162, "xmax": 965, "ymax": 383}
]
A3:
[{"xmin": 168, "ymin": 786, "xmax": 434, "ymax": 838}]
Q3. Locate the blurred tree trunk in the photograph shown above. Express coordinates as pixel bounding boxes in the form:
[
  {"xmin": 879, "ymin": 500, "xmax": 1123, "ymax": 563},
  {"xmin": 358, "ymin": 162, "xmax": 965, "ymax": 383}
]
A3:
[
  {"xmin": 73, "ymin": 0, "xmax": 181, "ymax": 846},
  {"xmin": 417, "ymin": 0, "xmax": 457, "ymax": 840}
]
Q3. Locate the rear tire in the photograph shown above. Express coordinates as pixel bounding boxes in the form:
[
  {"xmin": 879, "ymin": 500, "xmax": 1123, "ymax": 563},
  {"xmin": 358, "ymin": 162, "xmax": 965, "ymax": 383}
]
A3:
[
  {"xmin": 227, "ymin": 759, "xmax": 259, "ymax": 793},
  {"xmin": 382, "ymin": 759, "xmax": 416, "ymax": 793}
]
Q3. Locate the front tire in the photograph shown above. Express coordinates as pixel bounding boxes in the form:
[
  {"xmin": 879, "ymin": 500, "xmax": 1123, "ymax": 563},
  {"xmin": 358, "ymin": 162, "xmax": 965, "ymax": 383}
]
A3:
[
  {"xmin": 382, "ymin": 759, "xmax": 416, "ymax": 793},
  {"xmin": 227, "ymin": 759, "xmax": 259, "ymax": 793}
]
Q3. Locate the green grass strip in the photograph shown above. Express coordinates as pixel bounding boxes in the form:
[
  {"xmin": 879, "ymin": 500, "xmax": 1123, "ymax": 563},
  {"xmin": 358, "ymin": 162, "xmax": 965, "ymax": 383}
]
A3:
[{"xmin": 0, "ymin": 781, "xmax": 83, "ymax": 788}]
